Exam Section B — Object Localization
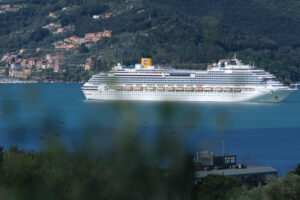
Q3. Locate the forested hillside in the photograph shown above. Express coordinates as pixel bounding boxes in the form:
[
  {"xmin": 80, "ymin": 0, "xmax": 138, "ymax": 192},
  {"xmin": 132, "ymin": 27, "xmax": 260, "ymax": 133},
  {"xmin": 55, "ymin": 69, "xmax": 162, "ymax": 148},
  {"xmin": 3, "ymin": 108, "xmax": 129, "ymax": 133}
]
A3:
[{"xmin": 1, "ymin": 0, "xmax": 300, "ymax": 81}]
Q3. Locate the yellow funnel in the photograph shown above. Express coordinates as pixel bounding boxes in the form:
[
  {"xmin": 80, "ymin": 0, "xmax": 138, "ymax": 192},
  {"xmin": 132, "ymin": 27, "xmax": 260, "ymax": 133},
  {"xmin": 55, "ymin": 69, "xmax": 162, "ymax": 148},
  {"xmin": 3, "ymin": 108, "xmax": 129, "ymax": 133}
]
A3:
[{"xmin": 141, "ymin": 58, "xmax": 152, "ymax": 68}]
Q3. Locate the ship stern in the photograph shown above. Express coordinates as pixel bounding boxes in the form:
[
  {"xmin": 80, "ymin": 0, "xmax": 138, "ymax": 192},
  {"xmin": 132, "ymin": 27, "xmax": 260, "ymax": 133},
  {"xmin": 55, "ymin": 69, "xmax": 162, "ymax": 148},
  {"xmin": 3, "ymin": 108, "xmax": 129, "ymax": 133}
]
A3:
[{"xmin": 81, "ymin": 83, "xmax": 99, "ymax": 100}]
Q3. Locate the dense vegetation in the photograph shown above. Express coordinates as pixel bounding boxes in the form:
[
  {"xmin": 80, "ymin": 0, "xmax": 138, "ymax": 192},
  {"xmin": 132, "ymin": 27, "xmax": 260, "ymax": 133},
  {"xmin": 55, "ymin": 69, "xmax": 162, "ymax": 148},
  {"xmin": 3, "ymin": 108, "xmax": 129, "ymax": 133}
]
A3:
[
  {"xmin": 1, "ymin": 145, "xmax": 300, "ymax": 200},
  {"xmin": 2, "ymin": 0, "xmax": 300, "ymax": 81}
]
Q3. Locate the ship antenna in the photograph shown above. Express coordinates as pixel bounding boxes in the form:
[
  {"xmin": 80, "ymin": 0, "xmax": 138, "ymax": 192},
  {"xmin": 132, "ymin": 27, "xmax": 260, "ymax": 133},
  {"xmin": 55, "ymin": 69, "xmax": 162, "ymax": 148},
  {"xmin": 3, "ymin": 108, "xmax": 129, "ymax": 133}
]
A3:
[
  {"xmin": 222, "ymin": 140, "xmax": 225, "ymax": 155},
  {"xmin": 234, "ymin": 53, "xmax": 237, "ymax": 59}
]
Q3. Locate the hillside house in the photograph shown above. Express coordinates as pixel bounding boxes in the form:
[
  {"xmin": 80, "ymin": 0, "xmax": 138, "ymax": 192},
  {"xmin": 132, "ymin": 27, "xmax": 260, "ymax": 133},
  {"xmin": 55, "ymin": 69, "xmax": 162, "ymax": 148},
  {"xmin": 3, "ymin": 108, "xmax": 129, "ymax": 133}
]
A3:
[
  {"xmin": 28, "ymin": 58, "xmax": 40, "ymax": 68},
  {"xmin": 55, "ymin": 43, "xmax": 78, "ymax": 49},
  {"xmin": 54, "ymin": 28, "xmax": 64, "ymax": 34},
  {"xmin": 36, "ymin": 60, "xmax": 47, "ymax": 70},
  {"xmin": 104, "ymin": 13, "xmax": 113, "ymax": 18},
  {"xmin": 1, "ymin": 52, "xmax": 18, "ymax": 64},
  {"xmin": 19, "ymin": 49, "xmax": 27, "ymax": 54},
  {"xmin": 93, "ymin": 15, "xmax": 100, "ymax": 20},
  {"xmin": 46, "ymin": 54, "xmax": 65, "ymax": 62},
  {"xmin": 49, "ymin": 12, "xmax": 56, "ymax": 18},
  {"xmin": 64, "ymin": 36, "xmax": 86, "ymax": 44},
  {"xmin": 5, "ymin": 7, "xmax": 19, "ymax": 12},
  {"xmin": 54, "ymin": 63, "xmax": 63, "ymax": 72},
  {"xmin": 36, "ymin": 48, "xmax": 45, "ymax": 53},
  {"xmin": 9, "ymin": 64, "xmax": 32, "ymax": 78},
  {"xmin": 102, "ymin": 30, "xmax": 112, "ymax": 37},
  {"xmin": 1, "ymin": 4, "xmax": 10, "ymax": 9},
  {"xmin": 129, "ymin": 5, "xmax": 134, "ymax": 10},
  {"xmin": 85, "ymin": 55, "xmax": 99, "ymax": 71},
  {"xmin": 84, "ymin": 33, "xmax": 100, "ymax": 42},
  {"xmin": 85, "ymin": 63, "xmax": 93, "ymax": 71}
]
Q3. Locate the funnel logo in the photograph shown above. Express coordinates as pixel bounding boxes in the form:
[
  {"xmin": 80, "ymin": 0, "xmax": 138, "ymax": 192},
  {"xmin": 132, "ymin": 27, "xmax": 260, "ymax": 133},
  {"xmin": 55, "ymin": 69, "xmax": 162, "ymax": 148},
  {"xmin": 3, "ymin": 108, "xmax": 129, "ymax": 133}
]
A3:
[
  {"xmin": 141, "ymin": 58, "xmax": 152, "ymax": 68},
  {"xmin": 143, "ymin": 60, "xmax": 148, "ymax": 66}
]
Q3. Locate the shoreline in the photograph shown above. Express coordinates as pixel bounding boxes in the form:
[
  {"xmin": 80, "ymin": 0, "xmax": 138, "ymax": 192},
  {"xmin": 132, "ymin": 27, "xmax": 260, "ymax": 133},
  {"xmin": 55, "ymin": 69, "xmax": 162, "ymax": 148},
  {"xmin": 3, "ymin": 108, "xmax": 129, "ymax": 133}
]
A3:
[{"xmin": 0, "ymin": 78, "xmax": 84, "ymax": 84}]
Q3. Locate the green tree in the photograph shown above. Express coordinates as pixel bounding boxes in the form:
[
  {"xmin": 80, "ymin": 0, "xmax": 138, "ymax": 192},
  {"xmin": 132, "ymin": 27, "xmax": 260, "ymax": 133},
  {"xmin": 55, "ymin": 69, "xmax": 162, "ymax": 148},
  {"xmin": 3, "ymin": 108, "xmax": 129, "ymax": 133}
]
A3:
[
  {"xmin": 78, "ymin": 44, "xmax": 89, "ymax": 53},
  {"xmin": 29, "ymin": 27, "xmax": 50, "ymax": 42},
  {"xmin": 196, "ymin": 175, "xmax": 242, "ymax": 200},
  {"xmin": 237, "ymin": 174, "xmax": 300, "ymax": 200},
  {"xmin": 294, "ymin": 164, "xmax": 300, "ymax": 176}
]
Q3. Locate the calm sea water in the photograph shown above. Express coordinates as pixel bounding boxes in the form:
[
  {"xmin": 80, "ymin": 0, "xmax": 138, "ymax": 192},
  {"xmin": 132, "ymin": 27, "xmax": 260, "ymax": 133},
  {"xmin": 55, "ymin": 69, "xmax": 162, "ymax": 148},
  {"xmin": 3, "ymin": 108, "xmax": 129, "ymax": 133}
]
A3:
[{"xmin": 0, "ymin": 83, "xmax": 299, "ymax": 175}]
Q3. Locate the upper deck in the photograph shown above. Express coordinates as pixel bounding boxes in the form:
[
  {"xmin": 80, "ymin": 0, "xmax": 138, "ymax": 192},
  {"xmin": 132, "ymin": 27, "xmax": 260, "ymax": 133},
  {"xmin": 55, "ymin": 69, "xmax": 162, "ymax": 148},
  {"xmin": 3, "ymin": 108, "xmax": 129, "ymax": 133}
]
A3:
[
  {"xmin": 101, "ymin": 58, "xmax": 267, "ymax": 79},
  {"xmin": 87, "ymin": 57, "xmax": 286, "ymax": 88}
]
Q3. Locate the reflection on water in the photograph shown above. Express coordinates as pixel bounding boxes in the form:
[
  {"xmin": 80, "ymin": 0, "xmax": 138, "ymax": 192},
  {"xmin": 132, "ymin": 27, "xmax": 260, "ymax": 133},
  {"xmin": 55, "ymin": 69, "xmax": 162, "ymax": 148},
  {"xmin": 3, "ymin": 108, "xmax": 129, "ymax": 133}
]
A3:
[{"xmin": 0, "ymin": 83, "xmax": 299, "ymax": 175}]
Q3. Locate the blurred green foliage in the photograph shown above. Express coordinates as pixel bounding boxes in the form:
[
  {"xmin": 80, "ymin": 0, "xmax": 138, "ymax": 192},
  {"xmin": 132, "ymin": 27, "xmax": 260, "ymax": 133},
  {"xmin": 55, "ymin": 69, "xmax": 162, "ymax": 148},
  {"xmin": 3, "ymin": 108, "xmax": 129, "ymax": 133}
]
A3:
[
  {"xmin": 0, "ymin": 145, "xmax": 240, "ymax": 200},
  {"xmin": 0, "ymin": 142, "xmax": 197, "ymax": 200},
  {"xmin": 196, "ymin": 175, "xmax": 242, "ymax": 200},
  {"xmin": 294, "ymin": 163, "xmax": 300, "ymax": 176},
  {"xmin": 2, "ymin": 143, "xmax": 300, "ymax": 200},
  {"xmin": 237, "ymin": 174, "xmax": 300, "ymax": 200}
]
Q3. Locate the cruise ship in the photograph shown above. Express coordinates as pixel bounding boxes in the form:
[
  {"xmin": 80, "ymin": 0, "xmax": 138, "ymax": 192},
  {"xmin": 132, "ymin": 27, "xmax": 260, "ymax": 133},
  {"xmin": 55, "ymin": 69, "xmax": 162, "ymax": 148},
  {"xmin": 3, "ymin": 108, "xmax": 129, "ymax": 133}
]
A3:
[{"xmin": 82, "ymin": 58, "xmax": 296, "ymax": 102}]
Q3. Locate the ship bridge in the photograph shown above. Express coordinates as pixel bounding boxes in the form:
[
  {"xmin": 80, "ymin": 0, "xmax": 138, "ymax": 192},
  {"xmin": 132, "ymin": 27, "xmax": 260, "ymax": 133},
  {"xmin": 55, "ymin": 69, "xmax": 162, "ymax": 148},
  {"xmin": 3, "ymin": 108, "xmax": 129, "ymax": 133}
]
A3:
[{"xmin": 211, "ymin": 58, "xmax": 255, "ymax": 70}]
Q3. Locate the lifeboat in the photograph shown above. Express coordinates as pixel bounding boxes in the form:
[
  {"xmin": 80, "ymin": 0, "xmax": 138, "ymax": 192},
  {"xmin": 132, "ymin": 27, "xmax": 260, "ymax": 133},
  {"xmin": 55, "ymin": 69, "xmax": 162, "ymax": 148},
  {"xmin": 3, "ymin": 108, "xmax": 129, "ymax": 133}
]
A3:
[
  {"xmin": 175, "ymin": 87, "xmax": 184, "ymax": 91},
  {"xmin": 215, "ymin": 87, "xmax": 223, "ymax": 92},
  {"xmin": 114, "ymin": 86, "xmax": 123, "ymax": 91},
  {"xmin": 157, "ymin": 86, "xmax": 165, "ymax": 91},
  {"xmin": 224, "ymin": 87, "xmax": 233, "ymax": 92},
  {"xmin": 195, "ymin": 87, "xmax": 203, "ymax": 92},
  {"xmin": 124, "ymin": 86, "xmax": 133, "ymax": 91},
  {"xmin": 167, "ymin": 86, "xmax": 175, "ymax": 91},
  {"xmin": 234, "ymin": 88, "xmax": 241, "ymax": 92},
  {"xmin": 134, "ymin": 86, "xmax": 143, "ymax": 91},
  {"xmin": 146, "ymin": 86, "xmax": 156, "ymax": 91},
  {"xmin": 185, "ymin": 87, "xmax": 194, "ymax": 91},
  {"xmin": 204, "ymin": 87, "xmax": 212, "ymax": 92}
]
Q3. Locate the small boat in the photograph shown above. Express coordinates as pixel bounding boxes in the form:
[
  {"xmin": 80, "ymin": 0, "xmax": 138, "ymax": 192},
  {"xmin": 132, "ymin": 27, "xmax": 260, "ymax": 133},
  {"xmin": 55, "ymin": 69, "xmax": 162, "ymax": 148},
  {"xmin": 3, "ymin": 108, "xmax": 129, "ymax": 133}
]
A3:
[
  {"xmin": 175, "ymin": 87, "xmax": 184, "ymax": 91},
  {"xmin": 124, "ymin": 86, "xmax": 133, "ymax": 90},
  {"xmin": 157, "ymin": 86, "xmax": 165, "ymax": 91},
  {"xmin": 234, "ymin": 88, "xmax": 241, "ymax": 92},
  {"xmin": 185, "ymin": 87, "xmax": 194, "ymax": 91},
  {"xmin": 204, "ymin": 87, "xmax": 212, "ymax": 92},
  {"xmin": 224, "ymin": 87, "xmax": 233, "ymax": 92},
  {"xmin": 114, "ymin": 86, "xmax": 123, "ymax": 91},
  {"xmin": 195, "ymin": 87, "xmax": 203, "ymax": 92},
  {"xmin": 134, "ymin": 86, "xmax": 143, "ymax": 91},
  {"xmin": 146, "ymin": 86, "xmax": 156, "ymax": 91},
  {"xmin": 167, "ymin": 86, "xmax": 175, "ymax": 91},
  {"xmin": 215, "ymin": 87, "xmax": 223, "ymax": 92}
]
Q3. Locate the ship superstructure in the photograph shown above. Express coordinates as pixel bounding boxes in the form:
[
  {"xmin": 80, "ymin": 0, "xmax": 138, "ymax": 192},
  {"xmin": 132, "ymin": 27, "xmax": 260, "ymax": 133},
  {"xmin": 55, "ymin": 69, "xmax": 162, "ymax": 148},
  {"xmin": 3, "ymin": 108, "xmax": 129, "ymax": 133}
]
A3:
[{"xmin": 82, "ymin": 58, "xmax": 296, "ymax": 102}]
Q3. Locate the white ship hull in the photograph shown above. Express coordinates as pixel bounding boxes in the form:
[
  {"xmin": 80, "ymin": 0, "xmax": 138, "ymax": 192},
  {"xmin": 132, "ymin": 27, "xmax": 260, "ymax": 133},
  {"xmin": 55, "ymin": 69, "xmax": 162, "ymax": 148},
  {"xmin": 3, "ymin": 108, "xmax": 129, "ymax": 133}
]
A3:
[{"xmin": 82, "ymin": 88, "xmax": 295, "ymax": 103}]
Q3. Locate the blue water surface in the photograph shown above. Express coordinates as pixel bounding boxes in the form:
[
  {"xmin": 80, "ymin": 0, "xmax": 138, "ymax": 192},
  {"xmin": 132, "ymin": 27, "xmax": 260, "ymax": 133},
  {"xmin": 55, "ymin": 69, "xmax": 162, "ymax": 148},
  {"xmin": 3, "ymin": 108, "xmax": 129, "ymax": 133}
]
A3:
[{"xmin": 0, "ymin": 83, "xmax": 299, "ymax": 176}]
